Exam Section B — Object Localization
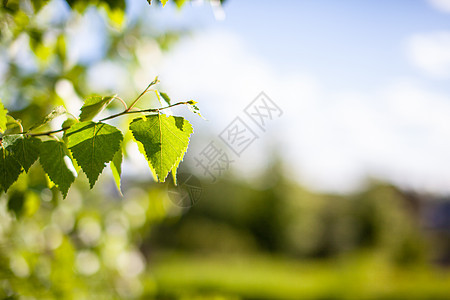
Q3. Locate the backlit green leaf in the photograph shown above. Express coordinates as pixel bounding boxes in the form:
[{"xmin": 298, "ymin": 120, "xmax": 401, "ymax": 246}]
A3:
[
  {"xmin": 187, "ymin": 100, "xmax": 206, "ymax": 119},
  {"xmin": 159, "ymin": 92, "xmax": 171, "ymax": 105},
  {"xmin": 7, "ymin": 135, "xmax": 41, "ymax": 172},
  {"xmin": 66, "ymin": 121, "xmax": 123, "ymax": 188},
  {"xmin": 129, "ymin": 113, "xmax": 193, "ymax": 182},
  {"xmin": 62, "ymin": 118, "xmax": 77, "ymax": 130},
  {"xmin": 0, "ymin": 143, "xmax": 23, "ymax": 192},
  {"xmin": 79, "ymin": 96, "xmax": 115, "ymax": 122},
  {"xmin": 39, "ymin": 140, "xmax": 75, "ymax": 198},
  {"xmin": 111, "ymin": 144, "xmax": 123, "ymax": 196},
  {"xmin": 174, "ymin": 0, "xmax": 187, "ymax": 9},
  {"xmin": 171, "ymin": 155, "xmax": 184, "ymax": 185},
  {"xmin": 29, "ymin": 105, "xmax": 67, "ymax": 131},
  {"xmin": 0, "ymin": 100, "xmax": 8, "ymax": 133}
]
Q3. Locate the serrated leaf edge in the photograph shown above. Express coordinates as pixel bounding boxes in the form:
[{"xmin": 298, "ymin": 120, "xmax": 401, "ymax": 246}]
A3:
[
  {"xmin": 67, "ymin": 122, "xmax": 123, "ymax": 188},
  {"xmin": 110, "ymin": 143, "xmax": 123, "ymax": 196},
  {"xmin": 0, "ymin": 144, "xmax": 23, "ymax": 192},
  {"xmin": 129, "ymin": 114, "xmax": 193, "ymax": 182},
  {"xmin": 39, "ymin": 141, "xmax": 74, "ymax": 198}
]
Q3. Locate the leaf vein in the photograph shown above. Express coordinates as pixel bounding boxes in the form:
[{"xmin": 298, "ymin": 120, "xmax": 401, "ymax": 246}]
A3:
[{"xmin": 158, "ymin": 113, "xmax": 163, "ymax": 179}]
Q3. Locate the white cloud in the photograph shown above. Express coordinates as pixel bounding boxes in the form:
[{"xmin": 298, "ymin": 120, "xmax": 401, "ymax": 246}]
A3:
[
  {"xmin": 158, "ymin": 29, "xmax": 450, "ymax": 194},
  {"xmin": 427, "ymin": 0, "xmax": 450, "ymax": 13},
  {"xmin": 406, "ymin": 31, "xmax": 450, "ymax": 78}
]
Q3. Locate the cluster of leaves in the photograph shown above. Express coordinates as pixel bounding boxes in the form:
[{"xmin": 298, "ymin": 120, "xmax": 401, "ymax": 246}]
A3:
[{"xmin": 0, "ymin": 78, "xmax": 200, "ymax": 198}]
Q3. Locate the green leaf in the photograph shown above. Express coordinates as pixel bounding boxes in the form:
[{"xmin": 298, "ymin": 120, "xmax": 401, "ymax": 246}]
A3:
[
  {"xmin": 62, "ymin": 118, "xmax": 78, "ymax": 145},
  {"xmin": 171, "ymin": 155, "xmax": 183, "ymax": 185},
  {"xmin": 66, "ymin": 121, "xmax": 123, "ymax": 188},
  {"xmin": 186, "ymin": 100, "xmax": 206, "ymax": 120},
  {"xmin": 174, "ymin": 0, "xmax": 187, "ymax": 9},
  {"xmin": 62, "ymin": 118, "xmax": 77, "ymax": 129},
  {"xmin": 7, "ymin": 135, "xmax": 41, "ymax": 172},
  {"xmin": 6, "ymin": 115, "xmax": 18, "ymax": 127},
  {"xmin": 159, "ymin": 92, "xmax": 171, "ymax": 105},
  {"xmin": 30, "ymin": 0, "xmax": 48, "ymax": 13},
  {"xmin": 56, "ymin": 34, "xmax": 66, "ymax": 61},
  {"xmin": 2, "ymin": 134, "xmax": 21, "ymax": 148},
  {"xmin": 111, "ymin": 144, "xmax": 123, "ymax": 196},
  {"xmin": 136, "ymin": 141, "xmax": 158, "ymax": 182},
  {"xmin": 105, "ymin": 6, "xmax": 125, "ymax": 29},
  {"xmin": 0, "ymin": 100, "xmax": 8, "ymax": 133},
  {"xmin": 170, "ymin": 124, "xmax": 192, "ymax": 185},
  {"xmin": 79, "ymin": 95, "xmax": 115, "ymax": 122},
  {"xmin": 29, "ymin": 105, "xmax": 67, "ymax": 131},
  {"xmin": 185, "ymin": 100, "xmax": 205, "ymax": 119},
  {"xmin": 0, "ymin": 143, "xmax": 23, "ymax": 192},
  {"xmin": 39, "ymin": 140, "xmax": 75, "ymax": 198},
  {"xmin": 2, "ymin": 121, "xmax": 22, "ymax": 135},
  {"xmin": 129, "ymin": 113, "xmax": 193, "ymax": 182}
]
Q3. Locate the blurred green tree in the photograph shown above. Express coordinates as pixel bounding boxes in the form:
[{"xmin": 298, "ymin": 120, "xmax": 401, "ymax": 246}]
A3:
[{"xmin": 0, "ymin": 0, "xmax": 213, "ymax": 297}]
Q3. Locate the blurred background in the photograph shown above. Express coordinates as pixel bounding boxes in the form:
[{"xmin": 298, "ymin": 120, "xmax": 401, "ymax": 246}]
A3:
[{"xmin": 1, "ymin": 0, "xmax": 450, "ymax": 298}]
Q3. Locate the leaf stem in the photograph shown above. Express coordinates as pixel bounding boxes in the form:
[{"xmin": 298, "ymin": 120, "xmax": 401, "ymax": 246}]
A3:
[
  {"xmin": 154, "ymin": 90, "xmax": 163, "ymax": 106},
  {"xmin": 16, "ymin": 120, "xmax": 24, "ymax": 133},
  {"xmin": 126, "ymin": 77, "xmax": 159, "ymax": 112},
  {"xmin": 66, "ymin": 112, "xmax": 78, "ymax": 121},
  {"xmin": 7, "ymin": 119, "xmax": 24, "ymax": 133},
  {"xmin": 113, "ymin": 96, "xmax": 128, "ymax": 110}
]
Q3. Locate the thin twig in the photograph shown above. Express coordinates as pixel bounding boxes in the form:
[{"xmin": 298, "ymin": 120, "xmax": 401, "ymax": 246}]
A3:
[
  {"xmin": 29, "ymin": 102, "xmax": 190, "ymax": 136},
  {"xmin": 29, "ymin": 127, "xmax": 69, "ymax": 137},
  {"xmin": 99, "ymin": 101, "xmax": 188, "ymax": 122},
  {"xmin": 97, "ymin": 111, "xmax": 128, "ymax": 123}
]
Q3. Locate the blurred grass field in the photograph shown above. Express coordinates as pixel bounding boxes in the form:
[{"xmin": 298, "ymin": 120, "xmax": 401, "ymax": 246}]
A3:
[{"xmin": 148, "ymin": 252, "xmax": 450, "ymax": 299}]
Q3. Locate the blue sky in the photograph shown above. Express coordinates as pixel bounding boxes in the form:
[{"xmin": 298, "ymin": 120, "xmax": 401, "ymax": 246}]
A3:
[
  {"xmin": 149, "ymin": 0, "xmax": 450, "ymax": 193},
  {"xmin": 147, "ymin": 0, "xmax": 450, "ymax": 90},
  {"xmin": 44, "ymin": 0, "xmax": 450, "ymax": 193},
  {"xmin": 220, "ymin": 1, "xmax": 450, "ymax": 91}
]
